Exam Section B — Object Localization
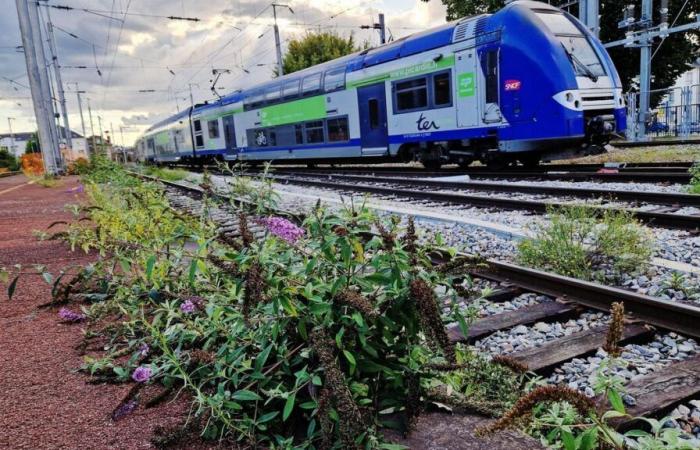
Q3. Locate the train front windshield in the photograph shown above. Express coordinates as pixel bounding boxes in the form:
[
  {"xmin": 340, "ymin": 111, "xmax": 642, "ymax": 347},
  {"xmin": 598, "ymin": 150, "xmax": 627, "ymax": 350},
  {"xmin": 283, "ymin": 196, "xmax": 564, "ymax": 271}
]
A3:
[{"xmin": 536, "ymin": 11, "xmax": 606, "ymax": 79}]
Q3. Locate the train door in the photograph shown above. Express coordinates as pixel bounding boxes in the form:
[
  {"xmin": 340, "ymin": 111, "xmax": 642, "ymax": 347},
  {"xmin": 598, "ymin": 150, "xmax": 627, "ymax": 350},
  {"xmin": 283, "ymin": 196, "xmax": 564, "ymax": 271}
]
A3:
[
  {"xmin": 455, "ymin": 48, "xmax": 480, "ymax": 128},
  {"xmin": 357, "ymin": 83, "xmax": 388, "ymax": 155},
  {"xmin": 222, "ymin": 114, "xmax": 237, "ymax": 157}
]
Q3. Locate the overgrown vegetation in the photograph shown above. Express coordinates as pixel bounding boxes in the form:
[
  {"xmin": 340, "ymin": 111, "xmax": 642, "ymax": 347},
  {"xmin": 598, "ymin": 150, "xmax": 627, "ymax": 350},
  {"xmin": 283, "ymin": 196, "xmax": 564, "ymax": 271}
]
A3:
[
  {"xmin": 518, "ymin": 205, "xmax": 654, "ymax": 281},
  {"xmin": 3, "ymin": 160, "xmax": 695, "ymax": 449},
  {"xmin": 142, "ymin": 165, "xmax": 190, "ymax": 182},
  {"xmin": 0, "ymin": 148, "xmax": 20, "ymax": 171},
  {"xmin": 687, "ymin": 163, "xmax": 700, "ymax": 194},
  {"xmin": 14, "ymin": 159, "xmax": 535, "ymax": 448}
]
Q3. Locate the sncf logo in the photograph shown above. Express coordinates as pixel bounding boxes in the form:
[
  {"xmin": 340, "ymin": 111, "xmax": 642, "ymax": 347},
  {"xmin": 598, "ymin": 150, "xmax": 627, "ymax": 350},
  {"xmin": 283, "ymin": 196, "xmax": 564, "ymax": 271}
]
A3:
[{"xmin": 504, "ymin": 80, "xmax": 521, "ymax": 91}]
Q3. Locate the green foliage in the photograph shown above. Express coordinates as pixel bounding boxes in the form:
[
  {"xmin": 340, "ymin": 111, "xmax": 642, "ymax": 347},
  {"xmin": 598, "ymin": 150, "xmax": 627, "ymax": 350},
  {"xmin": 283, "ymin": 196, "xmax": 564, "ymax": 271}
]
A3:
[
  {"xmin": 427, "ymin": 0, "xmax": 700, "ymax": 104},
  {"xmin": 278, "ymin": 31, "xmax": 364, "ymax": 75},
  {"xmin": 38, "ymin": 163, "xmax": 508, "ymax": 447},
  {"xmin": 25, "ymin": 133, "xmax": 40, "ymax": 153},
  {"xmin": 527, "ymin": 357, "xmax": 697, "ymax": 450},
  {"xmin": 517, "ymin": 205, "xmax": 653, "ymax": 280},
  {"xmin": 142, "ymin": 165, "xmax": 190, "ymax": 182},
  {"xmin": 0, "ymin": 148, "xmax": 19, "ymax": 171},
  {"xmin": 687, "ymin": 163, "xmax": 700, "ymax": 194}
]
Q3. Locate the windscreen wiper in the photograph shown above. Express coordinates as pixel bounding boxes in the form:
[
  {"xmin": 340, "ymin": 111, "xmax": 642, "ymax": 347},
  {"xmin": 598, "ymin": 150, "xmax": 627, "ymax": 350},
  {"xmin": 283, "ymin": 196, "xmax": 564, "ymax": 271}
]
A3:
[{"xmin": 561, "ymin": 43, "xmax": 598, "ymax": 82}]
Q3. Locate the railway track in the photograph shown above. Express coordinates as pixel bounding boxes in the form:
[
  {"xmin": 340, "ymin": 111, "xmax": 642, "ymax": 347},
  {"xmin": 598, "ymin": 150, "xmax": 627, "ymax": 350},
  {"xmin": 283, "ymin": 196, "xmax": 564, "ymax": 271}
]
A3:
[
  {"xmin": 266, "ymin": 173, "xmax": 700, "ymax": 230},
  {"xmin": 265, "ymin": 162, "xmax": 694, "ymax": 184},
  {"xmin": 135, "ymin": 171, "xmax": 700, "ymax": 431}
]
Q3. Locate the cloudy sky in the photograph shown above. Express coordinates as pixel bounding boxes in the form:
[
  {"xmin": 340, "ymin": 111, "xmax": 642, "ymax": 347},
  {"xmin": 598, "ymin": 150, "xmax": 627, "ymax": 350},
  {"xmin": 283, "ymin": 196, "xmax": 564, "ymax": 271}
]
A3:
[{"xmin": 0, "ymin": 0, "xmax": 447, "ymax": 145}]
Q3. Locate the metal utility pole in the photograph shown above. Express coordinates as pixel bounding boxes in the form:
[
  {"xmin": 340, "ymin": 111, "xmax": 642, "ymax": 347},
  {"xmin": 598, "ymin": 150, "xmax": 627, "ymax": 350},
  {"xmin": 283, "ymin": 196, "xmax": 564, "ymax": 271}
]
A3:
[
  {"xmin": 361, "ymin": 13, "xmax": 387, "ymax": 44},
  {"xmin": 110, "ymin": 122, "xmax": 116, "ymax": 160},
  {"xmin": 98, "ymin": 115, "xmax": 105, "ymax": 154},
  {"xmin": 14, "ymin": 0, "xmax": 58, "ymax": 174},
  {"xmin": 27, "ymin": 0, "xmax": 63, "ymax": 170},
  {"xmin": 45, "ymin": 7, "xmax": 72, "ymax": 150},
  {"xmin": 7, "ymin": 117, "xmax": 16, "ymax": 157},
  {"xmin": 604, "ymin": 0, "xmax": 698, "ymax": 142},
  {"xmin": 578, "ymin": 0, "xmax": 600, "ymax": 37},
  {"xmin": 270, "ymin": 3, "xmax": 294, "ymax": 76},
  {"xmin": 188, "ymin": 83, "xmax": 199, "ymax": 108},
  {"xmin": 68, "ymin": 82, "xmax": 86, "ymax": 138},
  {"xmin": 87, "ymin": 98, "xmax": 97, "ymax": 154}
]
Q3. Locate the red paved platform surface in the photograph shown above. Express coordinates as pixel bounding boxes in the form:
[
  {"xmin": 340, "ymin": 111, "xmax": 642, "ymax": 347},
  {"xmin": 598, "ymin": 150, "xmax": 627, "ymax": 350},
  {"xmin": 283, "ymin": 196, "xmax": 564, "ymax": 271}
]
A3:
[{"xmin": 0, "ymin": 175, "xmax": 196, "ymax": 449}]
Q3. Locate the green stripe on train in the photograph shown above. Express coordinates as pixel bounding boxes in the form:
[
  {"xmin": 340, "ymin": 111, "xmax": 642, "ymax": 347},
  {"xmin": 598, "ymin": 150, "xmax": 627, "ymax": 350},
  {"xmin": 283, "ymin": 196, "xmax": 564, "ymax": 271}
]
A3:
[{"xmin": 348, "ymin": 55, "xmax": 455, "ymax": 88}]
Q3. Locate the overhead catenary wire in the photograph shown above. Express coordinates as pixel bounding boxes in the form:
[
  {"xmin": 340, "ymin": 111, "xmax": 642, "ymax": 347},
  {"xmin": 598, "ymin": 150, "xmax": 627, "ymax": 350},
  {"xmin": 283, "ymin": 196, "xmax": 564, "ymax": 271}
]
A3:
[{"xmin": 42, "ymin": 4, "xmax": 200, "ymax": 22}]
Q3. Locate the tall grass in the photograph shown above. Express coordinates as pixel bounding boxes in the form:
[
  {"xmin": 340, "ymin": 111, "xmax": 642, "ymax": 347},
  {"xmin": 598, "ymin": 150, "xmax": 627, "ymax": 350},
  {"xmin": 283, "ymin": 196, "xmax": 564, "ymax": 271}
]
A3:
[{"xmin": 518, "ymin": 205, "xmax": 654, "ymax": 280}]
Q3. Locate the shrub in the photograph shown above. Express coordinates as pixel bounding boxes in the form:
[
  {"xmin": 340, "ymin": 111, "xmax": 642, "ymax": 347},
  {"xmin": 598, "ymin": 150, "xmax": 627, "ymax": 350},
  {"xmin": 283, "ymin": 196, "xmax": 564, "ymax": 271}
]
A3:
[
  {"xmin": 67, "ymin": 157, "xmax": 90, "ymax": 175},
  {"xmin": 142, "ymin": 166, "xmax": 189, "ymax": 182},
  {"xmin": 518, "ymin": 205, "xmax": 653, "ymax": 280},
  {"xmin": 0, "ymin": 149, "xmax": 19, "ymax": 171},
  {"xmin": 688, "ymin": 162, "xmax": 700, "ymax": 194},
  {"xmin": 20, "ymin": 152, "xmax": 44, "ymax": 175},
  {"xmin": 27, "ymin": 163, "xmax": 507, "ymax": 448}
]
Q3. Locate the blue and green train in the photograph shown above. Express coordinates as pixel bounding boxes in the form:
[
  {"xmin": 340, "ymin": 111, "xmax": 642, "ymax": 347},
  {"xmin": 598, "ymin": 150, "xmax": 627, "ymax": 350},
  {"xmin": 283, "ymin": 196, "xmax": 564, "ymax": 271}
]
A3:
[{"xmin": 135, "ymin": 0, "xmax": 626, "ymax": 169}]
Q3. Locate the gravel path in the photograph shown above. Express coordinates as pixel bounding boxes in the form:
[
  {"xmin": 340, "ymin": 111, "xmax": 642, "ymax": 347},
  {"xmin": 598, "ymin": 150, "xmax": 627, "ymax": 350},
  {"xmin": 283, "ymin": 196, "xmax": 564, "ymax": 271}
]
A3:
[{"xmin": 0, "ymin": 176, "xmax": 207, "ymax": 450}]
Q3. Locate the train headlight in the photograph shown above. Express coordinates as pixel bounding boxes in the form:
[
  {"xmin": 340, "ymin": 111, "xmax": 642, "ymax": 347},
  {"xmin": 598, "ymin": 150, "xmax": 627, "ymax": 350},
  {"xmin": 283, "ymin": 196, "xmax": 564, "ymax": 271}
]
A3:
[
  {"xmin": 553, "ymin": 90, "xmax": 582, "ymax": 111},
  {"xmin": 566, "ymin": 93, "xmax": 574, "ymax": 103}
]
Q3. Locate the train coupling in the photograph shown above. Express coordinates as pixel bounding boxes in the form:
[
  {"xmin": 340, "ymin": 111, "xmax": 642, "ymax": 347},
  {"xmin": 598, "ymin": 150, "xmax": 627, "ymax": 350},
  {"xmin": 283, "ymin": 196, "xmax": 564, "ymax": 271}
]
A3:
[{"xmin": 586, "ymin": 114, "xmax": 616, "ymax": 145}]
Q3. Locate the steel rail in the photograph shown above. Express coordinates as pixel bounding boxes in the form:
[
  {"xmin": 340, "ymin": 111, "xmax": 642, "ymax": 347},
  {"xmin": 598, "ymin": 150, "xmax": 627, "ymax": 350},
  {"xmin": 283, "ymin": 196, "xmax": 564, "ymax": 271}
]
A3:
[
  {"xmin": 272, "ymin": 167, "xmax": 691, "ymax": 183},
  {"xmin": 271, "ymin": 174, "xmax": 700, "ymax": 230},
  {"xmin": 137, "ymin": 170, "xmax": 700, "ymax": 339},
  {"xmin": 0, "ymin": 171, "xmax": 22, "ymax": 178},
  {"xmin": 288, "ymin": 172, "xmax": 700, "ymax": 207},
  {"xmin": 475, "ymin": 260, "xmax": 700, "ymax": 339}
]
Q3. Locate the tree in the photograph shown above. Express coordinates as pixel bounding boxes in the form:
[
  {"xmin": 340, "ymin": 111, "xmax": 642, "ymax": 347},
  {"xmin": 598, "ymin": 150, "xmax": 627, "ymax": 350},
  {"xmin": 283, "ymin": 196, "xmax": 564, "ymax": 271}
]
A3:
[
  {"xmin": 277, "ymin": 31, "xmax": 364, "ymax": 75},
  {"xmin": 0, "ymin": 149, "xmax": 19, "ymax": 171},
  {"xmin": 25, "ymin": 132, "xmax": 40, "ymax": 154},
  {"xmin": 429, "ymin": 0, "xmax": 700, "ymax": 101}
]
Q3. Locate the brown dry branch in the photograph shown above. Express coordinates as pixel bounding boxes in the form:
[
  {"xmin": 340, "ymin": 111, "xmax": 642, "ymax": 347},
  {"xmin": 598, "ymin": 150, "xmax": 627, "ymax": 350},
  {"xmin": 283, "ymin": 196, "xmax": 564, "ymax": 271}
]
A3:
[
  {"xmin": 477, "ymin": 385, "xmax": 595, "ymax": 435},
  {"xmin": 603, "ymin": 302, "xmax": 625, "ymax": 357},
  {"xmin": 334, "ymin": 289, "xmax": 377, "ymax": 318},
  {"xmin": 374, "ymin": 219, "xmax": 395, "ymax": 250},
  {"xmin": 401, "ymin": 216, "xmax": 418, "ymax": 266},
  {"xmin": 216, "ymin": 231, "xmax": 243, "ymax": 251},
  {"xmin": 239, "ymin": 212, "xmax": 254, "ymax": 248},
  {"xmin": 410, "ymin": 279, "xmax": 456, "ymax": 364},
  {"xmin": 491, "ymin": 355, "xmax": 529, "ymax": 374},
  {"xmin": 316, "ymin": 388, "xmax": 334, "ymax": 450},
  {"xmin": 242, "ymin": 261, "xmax": 265, "ymax": 320},
  {"xmin": 190, "ymin": 349, "xmax": 216, "ymax": 366},
  {"xmin": 436, "ymin": 255, "xmax": 488, "ymax": 275},
  {"xmin": 310, "ymin": 328, "xmax": 366, "ymax": 448},
  {"xmin": 405, "ymin": 372, "xmax": 422, "ymax": 431},
  {"xmin": 207, "ymin": 254, "xmax": 239, "ymax": 276}
]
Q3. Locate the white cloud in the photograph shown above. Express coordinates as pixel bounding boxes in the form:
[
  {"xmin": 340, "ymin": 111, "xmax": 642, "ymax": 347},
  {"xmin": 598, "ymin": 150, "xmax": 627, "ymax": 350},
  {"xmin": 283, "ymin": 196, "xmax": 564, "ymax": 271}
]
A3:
[{"xmin": 0, "ymin": 0, "xmax": 448, "ymax": 144}]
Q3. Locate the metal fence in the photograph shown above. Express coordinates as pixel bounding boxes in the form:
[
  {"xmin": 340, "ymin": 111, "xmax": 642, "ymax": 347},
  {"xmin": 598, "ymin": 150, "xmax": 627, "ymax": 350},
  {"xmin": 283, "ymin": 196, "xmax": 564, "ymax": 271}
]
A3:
[{"xmin": 626, "ymin": 85, "xmax": 700, "ymax": 140}]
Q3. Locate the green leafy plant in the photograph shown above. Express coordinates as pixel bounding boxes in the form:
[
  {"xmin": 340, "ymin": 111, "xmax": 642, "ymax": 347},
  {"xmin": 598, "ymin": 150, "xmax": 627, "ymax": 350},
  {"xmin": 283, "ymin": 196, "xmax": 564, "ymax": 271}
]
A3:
[
  {"xmin": 687, "ymin": 162, "xmax": 700, "ymax": 194},
  {"xmin": 518, "ymin": 205, "xmax": 654, "ymax": 280},
  {"xmin": 15, "ymin": 162, "xmax": 520, "ymax": 448}
]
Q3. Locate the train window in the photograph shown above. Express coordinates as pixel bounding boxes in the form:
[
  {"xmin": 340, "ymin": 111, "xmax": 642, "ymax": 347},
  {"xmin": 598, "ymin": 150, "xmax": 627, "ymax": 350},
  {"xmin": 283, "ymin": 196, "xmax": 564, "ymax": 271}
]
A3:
[
  {"xmin": 327, "ymin": 117, "xmax": 349, "ymax": 142},
  {"xmin": 394, "ymin": 77, "xmax": 428, "ymax": 112},
  {"xmin": 433, "ymin": 72, "xmax": 452, "ymax": 106},
  {"xmin": 305, "ymin": 120, "xmax": 324, "ymax": 143},
  {"xmin": 208, "ymin": 120, "xmax": 220, "ymax": 139},
  {"xmin": 301, "ymin": 73, "xmax": 322, "ymax": 96},
  {"xmin": 537, "ymin": 12, "xmax": 605, "ymax": 77},
  {"xmin": 282, "ymin": 80, "xmax": 300, "ymax": 99},
  {"xmin": 368, "ymin": 99, "xmax": 380, "ymax": 129},
  {"xmin": 323, "ymin": 67, "xmax": 346, "ymax": 92},
  {"xmin": 195, "ymin": 135, "xmax": 204, "ymax": 147},
  {"xmin": 193, "ymin": 120, "xmax": 202, "ymax": 132},
  {"xmin": 295, "ymin": 124, "xmax": 304, "ymax": 144},
  {"xmin": 267, "ymin": 129, "xmax": 277, "ymax": 146},
  {"xmin": 485, "ymin": 50, "xmax": 499, "ymax": 104}
]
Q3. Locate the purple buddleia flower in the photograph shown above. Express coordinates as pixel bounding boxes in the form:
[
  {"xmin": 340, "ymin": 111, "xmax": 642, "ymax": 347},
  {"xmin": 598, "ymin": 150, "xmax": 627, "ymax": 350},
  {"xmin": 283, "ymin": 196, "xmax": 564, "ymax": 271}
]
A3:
[
  {"xmin": 58, "ymin": 307, "xmax": 86, "ymax": 322},
  {"xmin": 180, "ymin": 300, "xmax": 196, "ymax": 314},
  {"xmin": 112, "ymin": 399, "xmax": 138, "ymax": 421},
  {"xmin": 132, "ymin": 366, "xmax": 152, "ymax": 383},
  {"xmin": 187, "ymin": 295, "xmax": 206, "ymax": 309},
  {"xmin": 138, "ymin": 343, "xmax": 149, "ymax": 357},
  {"xmin": 259, "ymin": 217, "xmax": 305, "ymax": 244}
]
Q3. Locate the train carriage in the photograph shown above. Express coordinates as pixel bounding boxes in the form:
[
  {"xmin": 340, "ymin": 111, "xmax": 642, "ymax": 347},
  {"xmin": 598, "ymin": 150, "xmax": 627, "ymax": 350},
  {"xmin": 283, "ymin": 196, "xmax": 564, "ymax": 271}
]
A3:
[{"xmin": 136, "ymin": 1, "xmax": 626, "ymax": 169}]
